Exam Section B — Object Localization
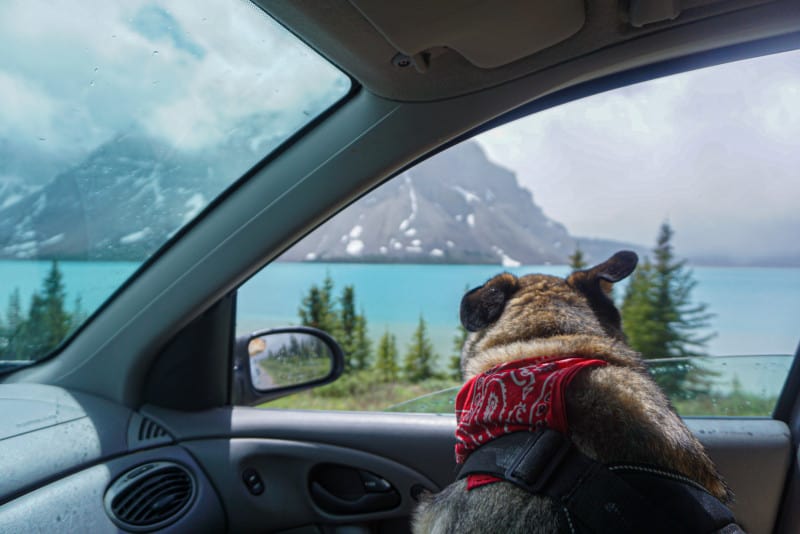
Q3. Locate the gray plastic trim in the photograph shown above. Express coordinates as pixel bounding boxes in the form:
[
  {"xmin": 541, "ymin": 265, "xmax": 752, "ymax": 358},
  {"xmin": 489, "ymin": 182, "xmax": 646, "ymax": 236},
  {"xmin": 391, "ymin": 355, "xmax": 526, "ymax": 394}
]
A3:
[
  {"xmin": 0, "ymin": 446, "xmax": 224, "ymax": 534},
  {"xmin": 145, "ymin": 406, "xmax": 791, "ymax": 534},
  {"xmin": 0, "ymin": 384, "xmax": 131, "ymax": 504},
  {"xmin": 183, "ymin": 438, "xmax": 438, "ymax": 533}
]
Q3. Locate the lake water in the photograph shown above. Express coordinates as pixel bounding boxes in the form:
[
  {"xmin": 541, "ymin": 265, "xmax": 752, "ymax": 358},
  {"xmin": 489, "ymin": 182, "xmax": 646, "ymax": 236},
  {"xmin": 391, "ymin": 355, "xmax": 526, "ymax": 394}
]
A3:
[{"xmin": 2, "ymin": 260, "xmax": 798, "ymax": 394}]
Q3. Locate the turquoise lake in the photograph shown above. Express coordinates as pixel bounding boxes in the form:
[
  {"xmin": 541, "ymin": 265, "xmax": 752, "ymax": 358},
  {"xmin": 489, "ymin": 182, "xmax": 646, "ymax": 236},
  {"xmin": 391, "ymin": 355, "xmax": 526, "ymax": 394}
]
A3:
[{"xmin": 2, "ymin": 260, "xmax": 798, "ymax": 395}]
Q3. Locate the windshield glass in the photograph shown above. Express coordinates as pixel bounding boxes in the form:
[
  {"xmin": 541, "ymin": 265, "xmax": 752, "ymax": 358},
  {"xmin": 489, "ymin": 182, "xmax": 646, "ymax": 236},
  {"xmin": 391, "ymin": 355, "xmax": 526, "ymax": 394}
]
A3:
[{"xmin": 0, "ymin": 0, "xmax": 350, "ymax": 367}]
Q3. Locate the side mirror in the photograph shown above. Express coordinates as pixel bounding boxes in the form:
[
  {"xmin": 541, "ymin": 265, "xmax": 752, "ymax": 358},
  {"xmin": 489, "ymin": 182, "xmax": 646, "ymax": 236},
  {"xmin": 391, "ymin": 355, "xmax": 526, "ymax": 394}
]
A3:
[{"xmin": 231, "ymin": 327, "xmax": 344, "ymax": 405}]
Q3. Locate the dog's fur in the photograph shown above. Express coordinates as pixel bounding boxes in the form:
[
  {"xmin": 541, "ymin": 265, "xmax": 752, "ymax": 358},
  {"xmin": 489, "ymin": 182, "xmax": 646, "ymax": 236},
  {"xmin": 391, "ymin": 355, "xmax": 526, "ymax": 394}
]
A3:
[{"xmin": 412, "ymin": 251, "xmax": 734, "ymax": 534}]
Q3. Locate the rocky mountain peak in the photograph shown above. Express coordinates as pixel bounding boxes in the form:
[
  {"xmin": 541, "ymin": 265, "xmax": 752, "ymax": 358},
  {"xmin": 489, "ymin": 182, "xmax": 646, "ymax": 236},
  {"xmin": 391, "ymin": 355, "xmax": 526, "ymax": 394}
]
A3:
[{"xmin": 0, "ymin": 132, "xmax": 643, "ymax": 265}]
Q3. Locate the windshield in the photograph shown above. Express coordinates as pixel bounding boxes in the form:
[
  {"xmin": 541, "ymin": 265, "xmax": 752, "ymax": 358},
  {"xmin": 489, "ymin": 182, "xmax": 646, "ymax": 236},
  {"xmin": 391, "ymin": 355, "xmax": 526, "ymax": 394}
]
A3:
[{"xmin": 0, "ymin": 0, "xmax": 350, "ymax": 367}]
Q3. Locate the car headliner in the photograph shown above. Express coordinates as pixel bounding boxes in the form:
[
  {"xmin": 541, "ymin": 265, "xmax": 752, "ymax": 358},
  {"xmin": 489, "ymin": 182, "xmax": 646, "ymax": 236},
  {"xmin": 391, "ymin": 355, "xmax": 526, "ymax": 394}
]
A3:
[{"xmin": 262, "ymin": 0, "xmax": 800, "ymax": 100}]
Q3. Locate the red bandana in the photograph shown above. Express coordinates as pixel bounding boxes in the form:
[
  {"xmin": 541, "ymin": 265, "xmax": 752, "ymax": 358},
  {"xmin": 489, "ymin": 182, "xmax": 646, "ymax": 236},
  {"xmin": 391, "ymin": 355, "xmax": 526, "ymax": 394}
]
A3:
[{"xmin": 455, "ymin": 356, "xmax": 606, "ymax": 489}]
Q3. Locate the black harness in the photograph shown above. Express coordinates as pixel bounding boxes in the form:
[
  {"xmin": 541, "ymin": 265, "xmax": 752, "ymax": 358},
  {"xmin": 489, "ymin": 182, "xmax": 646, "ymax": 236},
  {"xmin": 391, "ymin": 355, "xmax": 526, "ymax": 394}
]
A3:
[{"xmin": 457, "ymin": 430, "xmax": 743, "ymax": 534}]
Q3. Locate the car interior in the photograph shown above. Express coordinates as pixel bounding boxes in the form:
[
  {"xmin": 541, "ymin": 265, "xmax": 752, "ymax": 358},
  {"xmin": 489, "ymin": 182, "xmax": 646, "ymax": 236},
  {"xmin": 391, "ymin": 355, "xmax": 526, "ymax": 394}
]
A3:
[{"xmin": 1, "ymin": 1, "xmax": 799, "ymax": 532}]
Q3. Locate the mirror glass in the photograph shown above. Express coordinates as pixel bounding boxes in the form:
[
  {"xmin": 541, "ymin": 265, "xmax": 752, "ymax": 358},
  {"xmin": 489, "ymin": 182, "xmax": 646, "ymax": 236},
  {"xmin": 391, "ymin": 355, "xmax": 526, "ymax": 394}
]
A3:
[{"xmin": 248, "ymin": 332, "xmax": 334, "ymax": 391}]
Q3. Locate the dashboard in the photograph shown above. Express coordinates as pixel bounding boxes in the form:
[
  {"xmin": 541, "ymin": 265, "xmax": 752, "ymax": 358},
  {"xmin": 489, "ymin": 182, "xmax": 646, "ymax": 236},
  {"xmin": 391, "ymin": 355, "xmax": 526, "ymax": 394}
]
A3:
[
  {"xmin": 0, "ymin": 384, "xmax": 224, "ymax": 532},
  {"xmin": 0, "ymin": 384, "xmax": 792, "ymax": 533},
  {"xmin": 0, "ymin": 384, "xmax": 435, "ymax": 533}
]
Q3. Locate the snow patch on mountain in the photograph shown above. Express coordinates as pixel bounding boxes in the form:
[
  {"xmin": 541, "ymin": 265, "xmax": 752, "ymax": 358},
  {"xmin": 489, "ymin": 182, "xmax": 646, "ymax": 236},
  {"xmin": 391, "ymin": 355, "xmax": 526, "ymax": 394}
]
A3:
[
  {"xmin": 346, "ymin": 240, "xmax": 364, "ymax": 255},
  {"xmin": 120, "ymin": 228, "xmax": 150, "ymax": 244},
  {"xmin": 2, "ymin": 195, "xmax": 23, "ymax": 209},
  {"xmin": 40, "ymin": 234, "xmax": 64, "ymax": 247},
  {"xmin": 397, "ymin": 174, "xmax": 418, "ymax": 233},
  {"xmin": 452, "ymin": 186, "xmax": 480, "ymax": 204},
  {"xmin": 3, "ymin": 240, "xmax": 37, "ymax": 258},
  {"xmin": 32, "ymin": 194, "xmax": 47, "ymax": 216}
]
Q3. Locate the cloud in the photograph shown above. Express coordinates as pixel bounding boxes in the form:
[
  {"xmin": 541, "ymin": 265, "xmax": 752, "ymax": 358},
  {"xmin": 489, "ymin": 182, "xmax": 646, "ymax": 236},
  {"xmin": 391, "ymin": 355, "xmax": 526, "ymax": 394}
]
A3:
[
  {"xmin": 0, "ymin": 0, "xmax": 349, "ymax": 156},
  {"xmin": 131, "ymin": 5, "xmax": 205, "ymax": 59},
  {"xmin": 0, "ymin": 72, "xmax": 58, "ymax": 142},
  {"xmin": 475, "ymin": 50, "xmax": 800, "ymax": 260}
]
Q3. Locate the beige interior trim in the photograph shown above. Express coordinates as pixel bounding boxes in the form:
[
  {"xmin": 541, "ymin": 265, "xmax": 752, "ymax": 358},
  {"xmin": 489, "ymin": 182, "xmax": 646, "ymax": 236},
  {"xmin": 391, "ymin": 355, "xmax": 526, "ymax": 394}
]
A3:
[{"xmin": 349, "ymin": 0, "xmax": 586, "ymax": 69}]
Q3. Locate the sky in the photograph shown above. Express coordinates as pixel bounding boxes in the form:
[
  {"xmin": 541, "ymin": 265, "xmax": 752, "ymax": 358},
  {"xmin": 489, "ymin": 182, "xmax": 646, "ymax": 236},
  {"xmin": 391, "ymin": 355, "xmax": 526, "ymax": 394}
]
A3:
[
  {"xmin": 0, "ymin": 0, "xmax": 349, "ymax": 183},
  {"xmin": 475, "ymin": 50, "xmax": 800, "ymax": 263}
]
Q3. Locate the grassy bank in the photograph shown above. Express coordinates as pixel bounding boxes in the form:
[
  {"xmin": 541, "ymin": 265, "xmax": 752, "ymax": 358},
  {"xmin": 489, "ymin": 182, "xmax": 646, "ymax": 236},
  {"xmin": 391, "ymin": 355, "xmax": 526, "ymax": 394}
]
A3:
[
  {"xmin": 262, "ymin": 370, "xmax": 458, "ymax": 411},
  {"xmin": 262, "ymin": 370, "xmax": 777, "ymax": 417}
]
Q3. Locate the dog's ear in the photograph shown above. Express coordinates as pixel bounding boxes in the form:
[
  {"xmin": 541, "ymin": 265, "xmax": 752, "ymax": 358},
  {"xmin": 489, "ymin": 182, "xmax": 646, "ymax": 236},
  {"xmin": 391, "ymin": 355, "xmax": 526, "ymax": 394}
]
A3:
[
  {"xmin": 460, "ymin": 273, "xmax": 519, "ymax": 332},
  {"xmin": 568, "ymin": 250, "xmax": 638, "ymax": 292},
  {"xmin": 567, "ymin": 251, "xmax": 638, "ymax": 338}
]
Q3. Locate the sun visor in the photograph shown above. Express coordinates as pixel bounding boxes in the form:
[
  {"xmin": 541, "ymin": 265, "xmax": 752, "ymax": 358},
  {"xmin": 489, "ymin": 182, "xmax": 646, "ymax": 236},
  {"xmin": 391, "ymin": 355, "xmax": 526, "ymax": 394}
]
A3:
[{"xmin": 348, "ymin": 0, "xmax": 586, "ymax": 69}]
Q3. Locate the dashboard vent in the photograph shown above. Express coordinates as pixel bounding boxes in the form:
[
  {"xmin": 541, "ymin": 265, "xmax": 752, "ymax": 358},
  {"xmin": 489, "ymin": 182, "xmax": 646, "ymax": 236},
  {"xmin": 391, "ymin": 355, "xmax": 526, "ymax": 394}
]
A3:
[
  {"xmin": 127, "ymin": 413, "xmax": 173, "ymax": 448},
  {"xmin": 105, "ymin": 461, "xmax": 195, "ymax": 532},
  {"xmin": 139, "ymin": 417, "xmax": 169, "ymax": 441}
]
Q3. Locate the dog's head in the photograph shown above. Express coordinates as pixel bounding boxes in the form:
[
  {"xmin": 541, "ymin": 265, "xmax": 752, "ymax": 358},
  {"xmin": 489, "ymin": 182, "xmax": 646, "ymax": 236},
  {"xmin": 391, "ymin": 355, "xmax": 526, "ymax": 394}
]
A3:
[{"xmin": 459, "ymin": 250, "xmax": 638, "ymax": 377}]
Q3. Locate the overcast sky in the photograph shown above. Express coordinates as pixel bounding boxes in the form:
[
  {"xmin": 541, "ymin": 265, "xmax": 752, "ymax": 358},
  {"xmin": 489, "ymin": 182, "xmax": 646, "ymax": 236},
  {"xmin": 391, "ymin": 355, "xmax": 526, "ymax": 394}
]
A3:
[
  {"xmin": 475, "ymin": 50, "xmax": 800, "ymax": 262},
  {"xmin": 0, "ymin": 0, "xmax": 348, "ymax": 182}
]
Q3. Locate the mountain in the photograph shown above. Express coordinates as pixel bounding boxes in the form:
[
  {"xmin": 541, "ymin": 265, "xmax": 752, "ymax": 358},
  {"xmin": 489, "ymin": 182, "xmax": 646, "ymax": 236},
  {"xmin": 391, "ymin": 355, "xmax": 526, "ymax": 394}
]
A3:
[
  {"xmin": 279, "ymin": 141, "xmax": 646, "ymax": 265},
  {"xmin": 0, "ymin": 117, "xmax": 286, "ymax": 261},
  {"xmin": 0, "ymin": 132, "xmax": 644, "ymax": 264}
]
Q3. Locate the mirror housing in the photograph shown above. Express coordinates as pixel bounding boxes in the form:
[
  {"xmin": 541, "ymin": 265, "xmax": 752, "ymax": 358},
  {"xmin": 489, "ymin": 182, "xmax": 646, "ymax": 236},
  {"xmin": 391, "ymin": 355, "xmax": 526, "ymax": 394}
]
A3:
[{"xmin": 231, "ymin": 326, "xmax": 345, "ymax": 405}]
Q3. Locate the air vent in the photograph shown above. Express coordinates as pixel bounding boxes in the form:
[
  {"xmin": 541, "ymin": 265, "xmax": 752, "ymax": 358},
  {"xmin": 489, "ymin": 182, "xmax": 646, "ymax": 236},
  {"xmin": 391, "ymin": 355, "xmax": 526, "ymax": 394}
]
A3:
[
  {"xmin": 127, "ymin": 413, "xmax": 173, "ymax": 448},
  {"xmin": 104, "ymin": 461, "xmax": 196, "ymax": 532},
  {"xmin": 139, "ymin": 417, "xmax": 169, "ymax": 441}
]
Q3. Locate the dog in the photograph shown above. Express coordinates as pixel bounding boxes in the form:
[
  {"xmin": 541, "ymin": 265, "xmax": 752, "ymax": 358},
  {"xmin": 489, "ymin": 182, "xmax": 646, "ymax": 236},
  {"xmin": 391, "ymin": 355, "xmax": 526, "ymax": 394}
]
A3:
[{"xmin": 412, "ymin": 251, "xmax": 740, "ymax": 534}]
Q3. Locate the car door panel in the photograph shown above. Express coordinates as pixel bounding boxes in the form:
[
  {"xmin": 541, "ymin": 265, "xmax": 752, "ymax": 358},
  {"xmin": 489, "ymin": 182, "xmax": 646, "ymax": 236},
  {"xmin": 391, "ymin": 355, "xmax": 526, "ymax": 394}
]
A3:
[
  {"xmin": 146, "ymin": 407, "xmax": 790, "ymax": 533},
  {"xmin": 183, "ymin": 438, "xmax": 437, "ymax": 533}
]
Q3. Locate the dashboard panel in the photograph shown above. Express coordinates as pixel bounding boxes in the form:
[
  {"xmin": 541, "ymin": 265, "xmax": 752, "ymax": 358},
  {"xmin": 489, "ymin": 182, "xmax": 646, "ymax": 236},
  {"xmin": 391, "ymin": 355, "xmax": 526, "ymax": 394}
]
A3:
[{"xmin": 0, "ymin": 385, "xmax": 792, "ymax": 533}]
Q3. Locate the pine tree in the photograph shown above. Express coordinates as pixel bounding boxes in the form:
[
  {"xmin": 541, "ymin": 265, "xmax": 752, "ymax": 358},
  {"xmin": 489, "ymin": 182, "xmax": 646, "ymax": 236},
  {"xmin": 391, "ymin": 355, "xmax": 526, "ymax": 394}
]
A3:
[
  {"xmin": 338, "ymin": 285, "xmax": 358, "ymax": 366},
  {"xmin": 1, "ymin": 289, "xmax": 25, "ymax": 358},
  {"xmin": 449, "ymin": 322, "xmax": 468, "ymax": 380},
  {"xmin": 299, "ymin": 286, "xmax": 324, "ymax": 328},
  {"xmin": 404, "ymin": 315, "xmax": 437, "ymax": 382},
  {"xmin": 321, "ymin": 274, "xmax": 338, "ymax": 331},
  {"xmin": 41, "ymin": 261, "xmax": 71, "ymax": 344},
  {"xmin": 375, "ymin": 330, "xmax": 399, "ymax": 382},
  {"xmin": 569, "ymin": 244, "xmax": 587, "ymax": 270},
  {"xmin": 298, "ymin": 273, "xmax": 339, "ymax": 334},
  {"xmin": 621, "ymin": 222, "xmax": 715, "ymax": 398},
  {"xmin": 5, "ymin": 261, "xmax": 74, "ymax": 359},
  {"xmin": 351, "ymin": 312, "xmax": 371, "ymax": 370}
]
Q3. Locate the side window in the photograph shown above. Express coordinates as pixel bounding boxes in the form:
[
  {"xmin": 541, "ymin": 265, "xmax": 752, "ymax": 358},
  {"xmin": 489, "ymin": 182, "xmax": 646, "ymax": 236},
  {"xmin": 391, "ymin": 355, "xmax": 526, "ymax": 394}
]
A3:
[{"xmin": 237, "ymin": 50, "xmax": 800, "ymax": 416}]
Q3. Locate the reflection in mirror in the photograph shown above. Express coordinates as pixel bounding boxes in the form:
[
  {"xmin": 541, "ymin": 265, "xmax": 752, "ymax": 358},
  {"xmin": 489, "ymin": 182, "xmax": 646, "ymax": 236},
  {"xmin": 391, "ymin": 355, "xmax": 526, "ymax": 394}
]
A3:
[{"xmin": 248, "ymin": 332, "xmax": 334, "ymax": 391}]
